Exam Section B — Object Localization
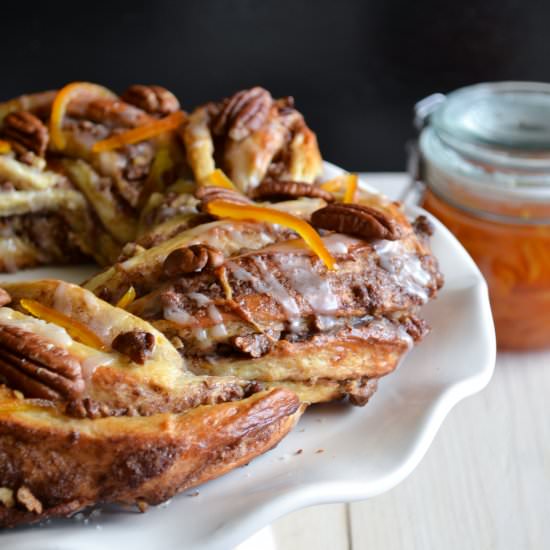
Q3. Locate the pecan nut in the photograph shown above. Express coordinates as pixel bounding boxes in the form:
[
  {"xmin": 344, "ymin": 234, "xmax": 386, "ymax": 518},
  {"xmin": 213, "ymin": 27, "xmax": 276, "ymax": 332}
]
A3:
[
  {"xmin": 121, "ymin": 85, "xmax": 180, "ymax": 116},
  {"xmin": 195, "ymin": 185, "xmax": 253, "ymax": 212},
  {"xmin": 212, "ymin": 87, "xmax": 272, "ymax": 141},
  {"xmin": 2, "ymin": 111, "xmax": 49, "ymax": 157},
  {"xmin": 311, "ymin": 203, "xmax": 404, "ymax": 241},
  {"xmin": 163, "ymin": 244, "xmax": 225, "ymax": 278},
  {"xmin": 0, "ymin": 324, "xmax": 84, "ymax": 400},
  {"xmin": 251, "ymin": 179, "xmax": 334, "ymax": 203},
  {"xmin": 0, "ymin": 288, "xmax": 11, "ymax": 307},
  {"xmin": 84, "ymin": 98, "xmax": 151, "ymax": 128},
  {"xmin": 412, "ymin": 215, "xmax": 434, "ymax": 238},
  {"xmin": 345, "ymin": 378, "xmax": 379, "ymax": 407},
  {"xmin": 231, "ymin": 334, "xmax": 272, "ymax": 358},
  {"xmin": 112, "ymin": 330, "xmax": 155, "ymax": 364}
]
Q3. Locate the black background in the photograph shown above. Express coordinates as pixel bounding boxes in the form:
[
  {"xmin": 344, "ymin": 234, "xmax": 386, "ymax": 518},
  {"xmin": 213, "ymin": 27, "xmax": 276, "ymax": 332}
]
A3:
[{"xmin": 2, "ymin": 0, "xmax": 548, "ymax": 170}]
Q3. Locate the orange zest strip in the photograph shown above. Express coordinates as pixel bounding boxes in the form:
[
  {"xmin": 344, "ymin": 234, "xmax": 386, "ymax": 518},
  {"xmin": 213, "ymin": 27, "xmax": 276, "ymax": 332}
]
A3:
[
  {"xmin": 0, "ymin": 140, "xmax": 11, "ymax": 154},
  {"xmin": 206, "ymin": 200, "xmax": 336, "ymax": 270},
  {"xmin": 115, "ymin": 286, "xmax": 136, "ymax": 309},
  {"xmin": 343, "ymin": 174, "xmax": 358, "ymax": 203},
  {"xmin": 202, "ymin": 168, "xmax": 237, "ymax": 190},
  {"xmin": 92, "ymin": 110, "xmax": 186, "ymax": 153},
  {"xmin": 217, "ymin": 266, "xmax": 233, "ymax": 301},
  {"xmin": 50, "ymin": 82, "xmax": 117, "ymax": 150},
  {"xmin": 320, "ymin": 176, "xmax": 346, "ymax": 193},
  {"xmin": 20, "ymin": 299, "xmax": 106, "ymax": 350}
]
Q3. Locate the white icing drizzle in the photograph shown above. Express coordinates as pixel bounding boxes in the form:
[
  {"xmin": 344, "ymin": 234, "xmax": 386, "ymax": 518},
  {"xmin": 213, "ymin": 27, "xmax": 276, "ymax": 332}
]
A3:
[
  {"xmin": 230, "ymin": 264, "xmax": 258, "ymax": 284},
  {"xmin": 373, "ymin": 240, "xmax": 431, "ymax": 303},
  {"xmin": 288, "ymin": 319, "xmax": 302, "ymax": 333},
  {"xmin": 210, "ymin": 324, "xmax": 228, "ymax": 339},
  {"xmin": 230, "ymin": 259, "xmax": 301, "ymax": 318},
  {"xmin": 53, "ymin": 282, "xmax": 111, "ymax": 342},
  {"xmin": 81, "ymin": 350, "xmax": 115, "ymax": 382},
  {"xmin": 192, "ymin": 327, "xmax": 210, "ymax": 349},
  {"xmin": 252, "ymin": 257, "xmax": 301, "ymax": 318},
  {"xmin": 397, "ymin": 325, "xmax": 415, "ymax": 351},
  {"xmin": 228, "ymin": 235, "xmax": 357, "ymax": 323},
  {"xmin": 315, "ymin": 315, "xmax": 339, "ymax": 332},
  {"xmin": 274, "ymin": 255, "xmax": 339, "ymax": 315},
  {"xmin": 207, "ymin": 303, "xmax": 223, "ymax": 324},
  {"xmin": 0, "ymin": 307, "xmax": 72, "ymax": 346},
  {"xmin": 164, "ymin": 305, "xmax": 193, "ymax": 326},
  {"xmin": 53, "ymin": 281, "xmax": 73, "ymax": 316},
  {"xmin": 322, "ymin": 234, "xmax": 363, "ymax": 255},
  {"xmin": 207, "ymin": 302, "xmax": 227, "ymax": 338},
  {"xmin": 192, "ymin": 327, "xmax": 207, "ymax": 341},
  {"xmin": 187, "ymin": 292, "xmax": 211, "ymax": 307}
]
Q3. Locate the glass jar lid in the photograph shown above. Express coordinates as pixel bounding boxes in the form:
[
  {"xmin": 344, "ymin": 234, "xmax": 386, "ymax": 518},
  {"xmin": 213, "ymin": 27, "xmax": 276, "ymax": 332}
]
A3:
[
  {"xmin": 417, "ymin": 82, "xmax": 550, "ymax": 223},
  {"xmin": 418, "ymin": 82, "xmax": 550, "ymax": 200},
  {"xmin": 432, "ymin": 81, "xmax": 550, "ymax": 153}
]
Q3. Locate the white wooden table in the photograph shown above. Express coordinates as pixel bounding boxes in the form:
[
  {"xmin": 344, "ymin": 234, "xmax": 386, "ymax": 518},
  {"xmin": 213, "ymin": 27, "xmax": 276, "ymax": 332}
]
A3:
[{"xmin": 240, "ymin": 174, "xmax": 550, "ymax": 550}]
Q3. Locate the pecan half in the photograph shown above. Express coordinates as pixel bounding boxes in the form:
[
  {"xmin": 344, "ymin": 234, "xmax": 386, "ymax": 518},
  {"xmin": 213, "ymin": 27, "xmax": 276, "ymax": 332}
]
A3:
[
  {"xmin": 121, "ymin": 85, "xmax": 180, "ymax": 116},
  {"xmin": 163, "ymin": 244, "xmax": 225, "ymax": 278},
  {"xmin": 345, "ymin": 378, "xmax": 378, "ymax": 407},
  {"xmin": 3, "ymin": 111, "xmax": 49, "ymax": 157},
  {"xmin": 195, "ymin": 185, "xmax": 253, "ymax": 212},
  {"xmin": 251, "ymin": 179, "xmax": 335, "ymax": 203},
  {"xmin": 311, "ymin": 203, "xmax": 404, "ymax": 241},
  {"xmin": 0, "ymin": 325, "xmax": 84, "ymax": 400},
  {"xmin": 212, "ymin": 87, "xmax": 272, "ymax": 141},
  {"xmin": 412, "ymin": 215, "xmax": 435, "ymax": 238},
  {"xmin": 112, "ymin": 330, "xmax": 155, "ymax": 364},
  {"xmin": 231, "ymin": 334, "xmax": 272, "ymax": 358},
  {"xmin": 0, "ymin": 289, "xmax": 11, "ymax": 307},
  {"xmin": 84, "ymin": 99, "xmax": 151, "ymax": 128}
]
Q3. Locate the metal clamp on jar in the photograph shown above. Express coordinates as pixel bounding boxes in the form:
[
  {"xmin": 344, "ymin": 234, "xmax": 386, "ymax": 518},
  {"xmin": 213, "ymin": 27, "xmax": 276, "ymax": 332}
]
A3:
[{"xmin": 410, "ymin": 81, "xmax": 550, "ymax": 350}]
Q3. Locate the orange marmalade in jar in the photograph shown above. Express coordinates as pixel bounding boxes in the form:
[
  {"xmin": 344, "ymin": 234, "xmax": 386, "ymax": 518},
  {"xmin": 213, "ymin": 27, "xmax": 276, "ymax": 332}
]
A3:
[{"xmin": 415, "ymin": 82, "xmax": 550, "ymax": 350}]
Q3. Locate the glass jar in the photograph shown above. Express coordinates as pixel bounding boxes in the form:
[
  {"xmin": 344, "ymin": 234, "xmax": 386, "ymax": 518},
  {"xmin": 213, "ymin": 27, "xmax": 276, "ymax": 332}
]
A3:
[{"xmin": 414, "ymin": 81, "xmax": 550, "ymax": 350}]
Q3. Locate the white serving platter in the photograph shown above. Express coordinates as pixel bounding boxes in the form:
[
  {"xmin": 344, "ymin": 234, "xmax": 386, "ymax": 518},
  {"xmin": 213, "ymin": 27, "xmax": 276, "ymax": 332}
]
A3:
[{"xmin": 1, "ymin": 163, "xmax": 496, "ymax": 549}]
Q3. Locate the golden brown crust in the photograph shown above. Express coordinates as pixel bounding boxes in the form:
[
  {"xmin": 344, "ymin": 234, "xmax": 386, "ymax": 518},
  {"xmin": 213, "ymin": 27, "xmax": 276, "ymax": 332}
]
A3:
[
  {"xmin": 0, "ymin": 386, "xmax": 301, "ymax": 528},
  {"xmin": 0, "ymin": 280, "xmax": 304, "ymax": 527},
  {"xmin": 0, "ymin": 83, "xmax": 189, "ymax": 273},
  {"xmin": 0, "ymin": 85, "xmax": 445, "ymax": 534}
]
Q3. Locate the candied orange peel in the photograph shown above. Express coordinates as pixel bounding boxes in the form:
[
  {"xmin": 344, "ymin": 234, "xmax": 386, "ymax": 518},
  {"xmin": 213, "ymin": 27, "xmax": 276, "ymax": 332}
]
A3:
[
  {"xmin": 0, "ymin": 140, "xmax": 11, "ymax": 154},
  {"xmin": 92, "ymin": 110, "xmax": 186, "ymax": 153},
  {"xmin": 320, "ymin": 174, "xmax": 359, "ymax": 203},
  {"xmin": 115, "ymin": 286, "xmax": 136, "ymax": 309},
  {"xmin": 20, "ymin": 299, "xmax": 106, "ymax": 350},
  {"xmin": 50, "ymin": 82, "xmax": 117, "ymax": 150},
  {"xmin": 206, "ymin": 200, "xmax": 336, "ymax": 269},
  {"xmin": 319, "ymin": 175, "xmax": 346, "ymax": 193},
  {"xmin": 343, "ymin": 174, "xmax": 358, "ymax": 203},
  {"xmin": 201, "ymin": 168, "xmax": 238, "ymax": 190}
]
